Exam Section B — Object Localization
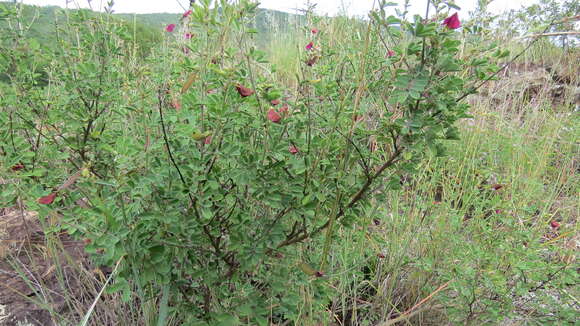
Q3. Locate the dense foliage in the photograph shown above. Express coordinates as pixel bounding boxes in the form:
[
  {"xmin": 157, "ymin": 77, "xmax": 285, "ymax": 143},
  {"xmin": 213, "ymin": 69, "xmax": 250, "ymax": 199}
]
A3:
[{"xmin": 0, "ymin": 0, "xmax": 577, "ymax": 325}]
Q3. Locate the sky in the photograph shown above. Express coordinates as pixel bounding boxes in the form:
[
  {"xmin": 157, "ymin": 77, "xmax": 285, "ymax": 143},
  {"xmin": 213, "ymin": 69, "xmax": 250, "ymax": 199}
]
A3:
[{"xmin": 21, "ymin": 0, "xmax": 538, "ymax": 16}]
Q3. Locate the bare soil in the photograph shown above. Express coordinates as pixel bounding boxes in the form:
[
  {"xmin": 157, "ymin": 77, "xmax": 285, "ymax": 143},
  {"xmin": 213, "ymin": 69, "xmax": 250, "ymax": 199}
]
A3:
[{"xmin": 0, "ymin": 207, "xmax": 89, "ymax": 326}]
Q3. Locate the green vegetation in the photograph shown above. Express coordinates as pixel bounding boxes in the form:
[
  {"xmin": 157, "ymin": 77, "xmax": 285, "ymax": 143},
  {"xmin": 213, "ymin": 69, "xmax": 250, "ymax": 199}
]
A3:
[
  {"xmin": 0, "ymin": 2, "xmax": 181, "ymax": 46},
  {"xmin": 0, "ymin": 0, "xmax": 577, "ymax": 325},
  {"xmin": 0, "ymin": 2, "xmax": 302, "ymax": 54}
]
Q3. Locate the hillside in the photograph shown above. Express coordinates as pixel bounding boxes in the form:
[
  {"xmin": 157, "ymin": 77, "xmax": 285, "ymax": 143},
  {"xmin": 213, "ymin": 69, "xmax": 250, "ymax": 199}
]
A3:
[
  {"xmin": 0, "ymin": 3, "xmax": 163, "ymax": 55},
  {"xmin": 0, "ymin": 2, "xmax": 303, "ymax": 51}
]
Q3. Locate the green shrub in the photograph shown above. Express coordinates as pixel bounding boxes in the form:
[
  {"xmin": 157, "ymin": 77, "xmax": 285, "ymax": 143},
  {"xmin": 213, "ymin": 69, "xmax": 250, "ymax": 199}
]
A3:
[{"xmin": 1, "ymin": 0, "xmax": 514, "ymax": 324}]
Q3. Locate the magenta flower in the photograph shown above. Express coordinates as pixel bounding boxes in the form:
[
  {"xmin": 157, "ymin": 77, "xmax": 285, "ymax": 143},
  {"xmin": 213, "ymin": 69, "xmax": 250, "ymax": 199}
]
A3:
[
  {"xmin": 185, "ymin": 33, "xmax": 193, "ymax": 39},
  {"xmin": 204, "ymin": 135, "xmax": 212, "ymax": 145},
  {"xmin": 311, "ymin": 28, "xmax": 318, "ymax": 34},
  {"xmin": 305, "ymin": 42, "xmax": 314, "ymax": 51},
  {"xmin": 289, "ymin": 145, "xmax": 299, "ymax": 154},
  {"xmin": 11, "ymin": 163, "xmax": 25, "ymax": 171},
  {"xmin": 442, "ymin": 13, "xmax": 461, "ymax": 29},
  {"xmin": 235, "ymin": 84, "xmax": 254, "ymax": 97},
  {"xmin": 171, "ymin": 99, "xmax": 181, "ymax": 110},
  {"xmin": 183, "ymin": 10, "xmax": 192, "ymax": 18},
  {"xmin": 267, "ymin": 109, "xmax": 282, "ymax": 123},
  {"xmin": 387, "ymin": 49, "xmax": 395, "ymax": 57},
  {"xmin": 279, "ymin": 105, "xmax": 289, "ymax": 115},
  {"xmin": 550, "ymin": 221, "xmax": 560, "ymax": 229},
  {"xmin": 165, "ymin": 24, "xmax": 176, "ymax": 32}
]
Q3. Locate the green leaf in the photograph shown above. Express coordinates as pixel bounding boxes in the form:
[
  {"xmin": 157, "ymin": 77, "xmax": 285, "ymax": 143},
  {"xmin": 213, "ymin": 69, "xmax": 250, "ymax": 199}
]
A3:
[
  {"xmin": 201, "ymin": 207, "xmax": 213, "ymax": 220},
  {"xmin": 447, "ymin": 2, "xmax": 461, "ymax": 10},
  {"xmin": 149, "ymin": 245, "xmax": 166, "ymax": 263},
  {"xmin": 385, "ymin": 15, "xmax": 401, "ymax": 25},
  {"xmin": 215, "ymin": 313, "xmax": 239, "ymax": 326},
  {"xmin": 415, "ymin": 23, "xmax": 436, "ymax": 37}
]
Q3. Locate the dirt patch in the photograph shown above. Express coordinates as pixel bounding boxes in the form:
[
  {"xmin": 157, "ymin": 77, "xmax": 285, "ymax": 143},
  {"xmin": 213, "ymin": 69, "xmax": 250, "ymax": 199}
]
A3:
[
  {"xmin": 0, "ymin": 208, "xmax": 90, "ymax": 326},
  {"xmin": 477, "ymin": 61, "xmax": 579, "ymax": 112}
]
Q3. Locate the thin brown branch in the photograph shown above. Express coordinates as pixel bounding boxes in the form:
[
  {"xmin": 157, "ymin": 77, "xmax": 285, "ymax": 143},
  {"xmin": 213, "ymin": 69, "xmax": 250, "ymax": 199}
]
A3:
[
  {"xmin": 276, "ymin": 147, "xmax": 403, "ymax": 249},
  {"xmin": 517, "ymin": 31, "xmax": 580, "ymax": 39}
]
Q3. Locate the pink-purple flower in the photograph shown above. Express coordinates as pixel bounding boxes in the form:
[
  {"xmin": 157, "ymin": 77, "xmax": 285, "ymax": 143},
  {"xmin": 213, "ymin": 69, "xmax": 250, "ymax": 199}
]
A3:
[
  {"xmin": 166, "ymin": 24, "xmax": 176, "ymax": 32},
  {"xmin": 235, "ymin": 84, "xmax": 254, "ymax": 97},
  {"xmin": 171, "ymin": 99, "xmax": 181, "ymax": 110},
  {"xmin": 289, "ymin": 145, "xmax": 299, "ymax": 154},
  {"xmin": 279, "ymin": 105, "xmax": 289, "ymax": 115},
  {"xmin": 267, "ymin": 109, "xmax": 282, "ymax": 123},
  {"xmin": 306, "ymin": 42, "xmax": 314, "ymax": 51},
  {"xmin": 442, "ymin": 13, "xmax": 461, "ymax": 29},
  {"xmin": 11, "ymin": 163, "xmax": 25, "ymax": 171}
]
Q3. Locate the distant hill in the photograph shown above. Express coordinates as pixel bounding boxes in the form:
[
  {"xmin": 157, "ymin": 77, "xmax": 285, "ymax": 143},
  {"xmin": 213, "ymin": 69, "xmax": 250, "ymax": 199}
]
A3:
[
  {"xmin": 116, "ymin": 8, "xmax": 305, "ymax": 35},
  {"xmin": 0, "ymin": 2, "xmax": 164, "ymax": 56},
  {"xmin": 0, "ymin": 4, "xmax": 61, "ymax": 47},
  {"xmin": 0, "ymin": 2, "xmax": 305, "ymax": 53},
  {"xmin": 114, "ymin": 12, "xmax": 178, "ymax": 30}
]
